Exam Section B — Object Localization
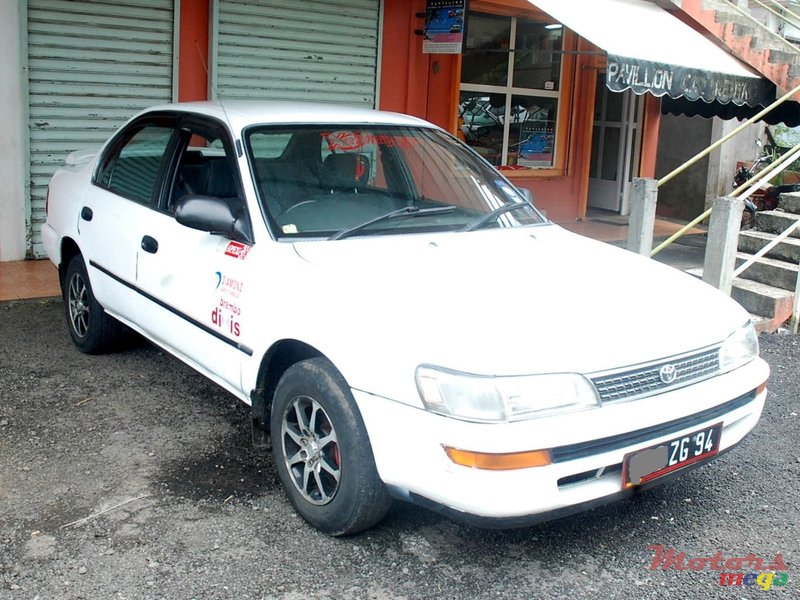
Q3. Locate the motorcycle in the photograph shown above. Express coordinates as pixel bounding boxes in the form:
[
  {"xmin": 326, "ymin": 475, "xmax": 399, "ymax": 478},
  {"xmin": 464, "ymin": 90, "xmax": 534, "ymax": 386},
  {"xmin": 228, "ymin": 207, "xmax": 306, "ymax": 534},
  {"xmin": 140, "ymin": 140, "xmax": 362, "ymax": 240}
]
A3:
[{"xmin": 733, "ymin": 138, "xmax": 800, "ymax": 229}]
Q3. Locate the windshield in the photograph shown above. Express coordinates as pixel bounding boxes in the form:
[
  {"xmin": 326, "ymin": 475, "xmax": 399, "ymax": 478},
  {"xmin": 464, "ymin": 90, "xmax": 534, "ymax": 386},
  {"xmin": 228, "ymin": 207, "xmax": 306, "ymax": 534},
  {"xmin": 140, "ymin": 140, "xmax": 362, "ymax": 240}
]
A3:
[{"xmin": 244, "ymin": 125, "xmax": 546, "ymax": 239}]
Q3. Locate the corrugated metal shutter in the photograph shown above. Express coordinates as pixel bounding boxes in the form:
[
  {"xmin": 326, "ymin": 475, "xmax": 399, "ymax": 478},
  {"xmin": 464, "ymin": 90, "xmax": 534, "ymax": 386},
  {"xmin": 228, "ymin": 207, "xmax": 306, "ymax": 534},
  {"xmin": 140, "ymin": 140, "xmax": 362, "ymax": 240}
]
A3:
[
  {"xmin": 26, "ymin": 0, "xmax": 174, "ymax": 258},
  {"xmin": 215, "ymin": 0, "xmax": 380, "ymax": 106}
]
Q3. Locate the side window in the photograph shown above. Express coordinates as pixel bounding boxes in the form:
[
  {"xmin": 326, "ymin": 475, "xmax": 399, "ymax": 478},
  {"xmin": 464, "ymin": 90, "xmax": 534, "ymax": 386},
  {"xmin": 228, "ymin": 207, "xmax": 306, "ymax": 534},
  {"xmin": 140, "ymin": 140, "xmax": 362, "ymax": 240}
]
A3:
[
  {"xmin": 170, "ymin": 127, "xmax": 240, "ymax": 213},
  {"xmin": 96, "ymin": 125, "xmax": 174, "ymax": 204}
]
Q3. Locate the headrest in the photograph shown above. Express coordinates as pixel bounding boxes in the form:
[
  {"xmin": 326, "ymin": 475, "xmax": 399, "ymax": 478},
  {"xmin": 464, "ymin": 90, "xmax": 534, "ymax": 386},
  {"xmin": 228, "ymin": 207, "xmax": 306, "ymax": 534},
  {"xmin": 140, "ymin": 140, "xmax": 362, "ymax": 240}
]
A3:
[
  {"xmin": 206, "ymin": 159, "xmax": 237, "ymax": 198},
  {"xmin": 320, "ymin": 153, "xmax": 370, "ymax": 189}
]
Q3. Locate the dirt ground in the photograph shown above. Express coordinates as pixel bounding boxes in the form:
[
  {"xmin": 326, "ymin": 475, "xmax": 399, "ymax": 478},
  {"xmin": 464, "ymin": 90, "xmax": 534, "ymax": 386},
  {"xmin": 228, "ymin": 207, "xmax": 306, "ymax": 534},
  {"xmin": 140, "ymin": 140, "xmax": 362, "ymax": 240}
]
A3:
[{"xmin": 1, "ymin": 299, "xmax": 798, "ymax": 599}]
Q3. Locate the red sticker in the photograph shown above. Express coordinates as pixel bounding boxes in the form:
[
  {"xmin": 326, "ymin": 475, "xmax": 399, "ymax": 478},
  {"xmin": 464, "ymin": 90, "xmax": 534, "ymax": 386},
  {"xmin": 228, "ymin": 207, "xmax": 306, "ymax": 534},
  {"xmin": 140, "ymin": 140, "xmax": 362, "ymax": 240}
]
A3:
[
  {"xmin": 321, "ymin": 131, "xmax": 412, "ymax": 151},
  {"xmin": 224, "ymin": 241, "xmax": 251, "ymax": 260}
]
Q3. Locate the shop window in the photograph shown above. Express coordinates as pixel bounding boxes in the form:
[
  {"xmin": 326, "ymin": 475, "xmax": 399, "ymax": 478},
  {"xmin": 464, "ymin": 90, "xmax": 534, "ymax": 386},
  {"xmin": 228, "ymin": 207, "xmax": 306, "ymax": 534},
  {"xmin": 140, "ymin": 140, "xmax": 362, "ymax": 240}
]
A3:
[{"xmin": 459, "ymin": 13, "xmax": 563, "ymax": 170}]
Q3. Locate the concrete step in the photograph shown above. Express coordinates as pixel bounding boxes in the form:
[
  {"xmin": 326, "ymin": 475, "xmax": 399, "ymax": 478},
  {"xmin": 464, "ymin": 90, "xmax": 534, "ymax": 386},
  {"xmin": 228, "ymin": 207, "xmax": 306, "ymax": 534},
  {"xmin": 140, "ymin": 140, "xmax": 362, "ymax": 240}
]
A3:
[
  {"xmin": 735, "ymin": 251, "xmax": 799, "ymax": 290},
  {"xmin": 738, "ymin": 229, "xmax": 800, "ymax": 263},
  {"xmin": 779, "ymin": 191, "xmax": 800, "ymax": 214},
  {"xmin": 685, "ymin": 266, "xmax": 793, "ymax": 332},
  {"xmin": 754, "ymin": 210, "xmax": 800, "ymax": 237},
  {"xmin": 750, "ymin": 314, "xmax": 786, "ymax": 334},
  {"xmin": 729, "ymin": 277, "xmax": 794, "ymax": 322},
  {"xmin": 747, "ymin": 30, "xmax": 779, "ymax": 51},
  {"xmin": 713, "ymin": 4, "xmax": 756, "ymax": 27},
  {"xmin": 769, "ymin": 49, "xmax": 800, "ymax": 66}
]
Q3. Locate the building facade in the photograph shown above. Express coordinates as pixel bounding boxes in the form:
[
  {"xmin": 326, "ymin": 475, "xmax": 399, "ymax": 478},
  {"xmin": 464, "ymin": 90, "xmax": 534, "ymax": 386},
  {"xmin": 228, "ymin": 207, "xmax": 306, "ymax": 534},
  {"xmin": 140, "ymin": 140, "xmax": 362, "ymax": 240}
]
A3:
[{"xmin": 0, "ymin": 0, "xmax": 786, "ymax": 260}]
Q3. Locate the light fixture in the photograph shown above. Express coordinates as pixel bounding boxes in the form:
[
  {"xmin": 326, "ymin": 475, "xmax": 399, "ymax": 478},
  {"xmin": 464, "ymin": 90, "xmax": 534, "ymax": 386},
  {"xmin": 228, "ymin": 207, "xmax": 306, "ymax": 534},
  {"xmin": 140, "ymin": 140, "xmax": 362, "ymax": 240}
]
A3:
[{"xmin": 545, "ymin": 23, "xmax": 562, "ymax": 29}]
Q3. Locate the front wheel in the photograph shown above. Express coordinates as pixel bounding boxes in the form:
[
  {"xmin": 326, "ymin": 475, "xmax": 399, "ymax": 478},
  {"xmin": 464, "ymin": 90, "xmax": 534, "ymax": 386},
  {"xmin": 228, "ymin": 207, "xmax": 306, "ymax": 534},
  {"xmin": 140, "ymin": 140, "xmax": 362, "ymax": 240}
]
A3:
[
  {"xmin": 270, "ymin": 357, "xmax": 391, "ymax": 535},
  {"xmin": 63, "ymin": 255, "xmax": 123, "ymax": 354}
]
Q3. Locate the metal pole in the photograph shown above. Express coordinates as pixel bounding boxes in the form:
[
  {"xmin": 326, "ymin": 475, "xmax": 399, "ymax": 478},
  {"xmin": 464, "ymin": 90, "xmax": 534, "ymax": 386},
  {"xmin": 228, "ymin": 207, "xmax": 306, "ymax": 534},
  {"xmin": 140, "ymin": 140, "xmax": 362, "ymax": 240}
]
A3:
[
  {"xmin": 751, "ymin": 0, "xmax": 800, "ymax": 33},
  {"xmin": 792, "ymin": 261, "xmax": 800, "ymax": 334},
  {"xmin": 733, "ymin": 219, "xmax": 800, "ymax": 277},
  {"xmin": 658, "ymin": 82, "xmax": 800, "ymax": 188},
  {"xmin": 651, "ymin": 208, "xmax": 711, "ymax": 257},
  {"xmin": 731, "ymin": 141, "xmax": 800, "ymax": 200}
]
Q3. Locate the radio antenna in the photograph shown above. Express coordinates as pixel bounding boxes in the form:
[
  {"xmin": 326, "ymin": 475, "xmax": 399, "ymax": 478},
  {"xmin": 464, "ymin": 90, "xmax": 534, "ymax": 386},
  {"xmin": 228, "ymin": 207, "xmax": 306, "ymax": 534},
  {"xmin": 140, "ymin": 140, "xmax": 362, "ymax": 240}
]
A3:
[{"xmin": 195, "ymin": 41, "xmax": 242, "ymax": 156}]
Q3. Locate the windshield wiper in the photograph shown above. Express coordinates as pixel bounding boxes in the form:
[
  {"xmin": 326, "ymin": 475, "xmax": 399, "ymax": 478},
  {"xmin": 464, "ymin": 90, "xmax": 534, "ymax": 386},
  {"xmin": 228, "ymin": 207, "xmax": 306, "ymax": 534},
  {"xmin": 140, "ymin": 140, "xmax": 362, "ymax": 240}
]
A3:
[
  {"xmin": 460, "ymin": 201, "xmax": 529, "ymax": 232},
  {"xmin": 330, "ymin": 206, "xmax": 456, "ymax": 241}
]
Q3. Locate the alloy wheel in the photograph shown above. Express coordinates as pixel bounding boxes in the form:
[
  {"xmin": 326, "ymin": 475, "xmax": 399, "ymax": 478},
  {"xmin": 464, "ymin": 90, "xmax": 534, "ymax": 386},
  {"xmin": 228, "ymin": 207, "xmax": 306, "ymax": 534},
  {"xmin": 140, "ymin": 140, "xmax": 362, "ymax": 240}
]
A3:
[
  {"xmin": 67, "ymin": 272, "xmax": 90, "ymax": 338},
  {"xmin": 281, "ymin": 395, "xmax": 341, "ymax": 505}
]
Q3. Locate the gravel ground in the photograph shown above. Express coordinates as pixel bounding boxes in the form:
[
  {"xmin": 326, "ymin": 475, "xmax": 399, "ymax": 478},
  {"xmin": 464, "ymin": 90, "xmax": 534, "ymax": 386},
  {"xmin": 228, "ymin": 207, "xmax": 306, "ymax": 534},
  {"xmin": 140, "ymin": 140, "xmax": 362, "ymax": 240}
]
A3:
[{"xmin": 0, "ymin": 299, "xmax": 798, "ymax": 599}]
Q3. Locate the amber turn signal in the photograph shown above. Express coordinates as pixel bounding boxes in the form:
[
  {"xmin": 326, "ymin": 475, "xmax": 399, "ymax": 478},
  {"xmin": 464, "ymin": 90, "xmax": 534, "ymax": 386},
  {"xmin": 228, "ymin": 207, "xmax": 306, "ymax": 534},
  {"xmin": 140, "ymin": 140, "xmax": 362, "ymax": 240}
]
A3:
[
  {"xmin": 443, "ymin": 446, "xmax": 552, "ymax": 470},
  {"xmin": 756, "ymin": 382, "xmax": 767, "ymax": 396}
]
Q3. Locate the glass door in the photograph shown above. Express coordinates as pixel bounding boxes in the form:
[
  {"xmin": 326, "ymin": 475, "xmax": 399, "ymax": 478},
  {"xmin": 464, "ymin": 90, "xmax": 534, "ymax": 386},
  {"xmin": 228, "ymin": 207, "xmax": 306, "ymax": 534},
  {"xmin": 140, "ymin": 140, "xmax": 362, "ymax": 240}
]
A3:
[{"xmin": 588, "ymin": 76, "xmax": 643, "ymax": 214}]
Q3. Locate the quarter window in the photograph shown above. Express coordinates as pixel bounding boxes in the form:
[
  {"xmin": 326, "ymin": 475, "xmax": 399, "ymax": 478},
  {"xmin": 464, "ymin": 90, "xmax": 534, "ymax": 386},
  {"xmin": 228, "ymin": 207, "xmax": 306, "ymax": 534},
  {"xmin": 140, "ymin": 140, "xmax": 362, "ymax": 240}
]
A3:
[
  {"xmin": 459, "ymin": 13, "xmax": 563, "ymax": 170},
  {"xmin": 96, "ymin": 124, "xmax": 174, "ymax": 204}
]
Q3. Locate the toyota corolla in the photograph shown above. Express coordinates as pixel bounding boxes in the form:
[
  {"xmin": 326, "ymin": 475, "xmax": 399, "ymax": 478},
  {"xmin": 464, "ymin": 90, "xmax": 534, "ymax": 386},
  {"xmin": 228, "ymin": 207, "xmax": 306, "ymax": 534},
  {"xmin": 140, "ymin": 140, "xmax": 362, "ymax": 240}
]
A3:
[{"xmin": 42, "ymin": 101, "xmax": 768, "ymax": 535}]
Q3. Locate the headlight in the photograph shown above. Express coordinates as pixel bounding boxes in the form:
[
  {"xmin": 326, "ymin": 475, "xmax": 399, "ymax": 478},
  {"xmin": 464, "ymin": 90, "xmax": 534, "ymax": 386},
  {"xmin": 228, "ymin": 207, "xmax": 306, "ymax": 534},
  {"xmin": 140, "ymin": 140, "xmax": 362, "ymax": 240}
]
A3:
[
  {"xmin": 719, "ymin": 321, "xmax": 759, "ymax": 373},
  {"xmin": 415, "ymin": 366, "xmax": 600, "ymax": 422}
]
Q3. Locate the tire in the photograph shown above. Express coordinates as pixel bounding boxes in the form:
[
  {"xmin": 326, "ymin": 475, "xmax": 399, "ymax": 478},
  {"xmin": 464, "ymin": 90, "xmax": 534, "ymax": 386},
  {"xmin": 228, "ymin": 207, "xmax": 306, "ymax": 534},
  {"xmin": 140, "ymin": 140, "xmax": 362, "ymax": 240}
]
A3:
[
  {"xmin": 270, "ymin": 357, "xmax": 391, "ymax": 535},
  {"xmin": 62, "ymin": 255, "xmax": 123, "ymax": 354}
]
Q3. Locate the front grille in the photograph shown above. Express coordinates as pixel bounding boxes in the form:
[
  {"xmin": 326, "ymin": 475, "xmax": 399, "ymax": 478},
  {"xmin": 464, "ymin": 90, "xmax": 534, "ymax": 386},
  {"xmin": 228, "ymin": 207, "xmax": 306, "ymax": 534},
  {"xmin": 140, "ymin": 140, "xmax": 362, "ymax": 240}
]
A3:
[{"xmin": 590, "ymin": 346, "xmax": 720, "ymax": 403}]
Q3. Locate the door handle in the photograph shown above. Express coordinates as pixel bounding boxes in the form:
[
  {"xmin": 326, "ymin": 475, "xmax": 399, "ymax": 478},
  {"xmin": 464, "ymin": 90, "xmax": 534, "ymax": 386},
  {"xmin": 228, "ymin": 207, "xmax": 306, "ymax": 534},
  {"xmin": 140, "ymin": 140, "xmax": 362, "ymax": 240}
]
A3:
[
  {"xmin": 80, "ymin": 206, "xmax": 93, "ymax": 221},
  {"xmin": 141, "ymin": 235, "xmax": 159, "ymax": 254}
]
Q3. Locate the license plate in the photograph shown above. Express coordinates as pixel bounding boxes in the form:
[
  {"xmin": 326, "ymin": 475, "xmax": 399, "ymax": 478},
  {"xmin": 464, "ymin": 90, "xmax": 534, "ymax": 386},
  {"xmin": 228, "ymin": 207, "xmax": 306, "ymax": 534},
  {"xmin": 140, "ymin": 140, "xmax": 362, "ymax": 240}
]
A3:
[{"xmin": 622, "ymin": 423, "xmax": 723, "ymax": 488}]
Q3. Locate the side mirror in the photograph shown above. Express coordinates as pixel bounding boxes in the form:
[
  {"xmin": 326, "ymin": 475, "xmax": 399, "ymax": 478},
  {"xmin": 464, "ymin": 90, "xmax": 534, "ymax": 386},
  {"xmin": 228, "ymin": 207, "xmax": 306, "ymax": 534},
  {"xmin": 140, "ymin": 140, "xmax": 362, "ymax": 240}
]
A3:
[{"xmin": 174, "ymin": 195, "xmax": 253, "ymax": 245}]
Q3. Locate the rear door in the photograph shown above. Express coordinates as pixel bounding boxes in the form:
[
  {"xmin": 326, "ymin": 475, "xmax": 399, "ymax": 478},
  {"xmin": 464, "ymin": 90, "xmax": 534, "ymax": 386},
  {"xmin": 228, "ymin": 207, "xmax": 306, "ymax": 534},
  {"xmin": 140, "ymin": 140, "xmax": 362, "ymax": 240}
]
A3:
[{"xmin": 80, "ymin": 115, "xmax": 178, "ymax": 321}]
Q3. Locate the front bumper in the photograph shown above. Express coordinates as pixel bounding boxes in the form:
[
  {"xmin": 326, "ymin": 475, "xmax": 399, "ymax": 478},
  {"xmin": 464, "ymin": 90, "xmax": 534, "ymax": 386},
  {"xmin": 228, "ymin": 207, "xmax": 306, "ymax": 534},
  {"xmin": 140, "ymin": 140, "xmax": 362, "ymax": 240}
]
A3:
[{"xmin": 352, "ymin": 357, "xmax": 768, "ymax": 524}]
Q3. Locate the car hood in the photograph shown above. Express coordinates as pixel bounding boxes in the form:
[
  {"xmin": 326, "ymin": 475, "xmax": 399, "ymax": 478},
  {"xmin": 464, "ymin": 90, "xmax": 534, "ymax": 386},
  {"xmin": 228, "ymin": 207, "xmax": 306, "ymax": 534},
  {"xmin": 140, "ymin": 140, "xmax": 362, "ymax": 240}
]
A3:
[{"xmin": 288, "ymin": 225, "xmax": 748, "ymax": 399}]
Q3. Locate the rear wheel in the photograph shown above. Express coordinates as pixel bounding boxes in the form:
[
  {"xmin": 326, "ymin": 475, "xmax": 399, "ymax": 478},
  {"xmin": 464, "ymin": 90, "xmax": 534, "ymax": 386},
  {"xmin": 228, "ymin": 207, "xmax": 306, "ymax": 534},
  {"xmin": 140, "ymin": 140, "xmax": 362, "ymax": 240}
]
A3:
[
  {"xmin": 270, "ymin": 357, "xmax": 391, "ymax": 535},
  {"xmin": 63, "ymin": 255, "xmax": 123, "ymax": 354}
]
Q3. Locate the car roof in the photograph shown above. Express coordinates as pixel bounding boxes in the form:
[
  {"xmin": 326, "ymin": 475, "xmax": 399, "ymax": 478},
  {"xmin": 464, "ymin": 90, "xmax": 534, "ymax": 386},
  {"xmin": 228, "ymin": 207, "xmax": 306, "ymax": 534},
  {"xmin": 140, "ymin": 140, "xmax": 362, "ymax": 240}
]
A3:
[{"xmin": 140, "ymin": 100, "xmax": 437, "ymax": 132}]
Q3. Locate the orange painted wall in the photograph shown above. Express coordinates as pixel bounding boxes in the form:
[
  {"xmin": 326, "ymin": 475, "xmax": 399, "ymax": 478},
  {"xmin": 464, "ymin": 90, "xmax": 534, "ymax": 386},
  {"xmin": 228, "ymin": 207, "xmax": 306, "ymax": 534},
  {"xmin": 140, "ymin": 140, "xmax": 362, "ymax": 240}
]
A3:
[
  {"xmin": 178, "ymin": 0, "xmax": 210, "ymax": 102},
  {"xmin": 640, "ymin": 94, "xmax": 662, "ymax": 178},
  {"xmin": 503, "ymin": 41, "xmax": 600, "ymax": 223},
  {"xmin": 379, "ymin": 0, "xmax": 602, "ymax": 222},
  {"xmin": 379, "ymin": 0, "xmax": 459, "ymax": 131}
]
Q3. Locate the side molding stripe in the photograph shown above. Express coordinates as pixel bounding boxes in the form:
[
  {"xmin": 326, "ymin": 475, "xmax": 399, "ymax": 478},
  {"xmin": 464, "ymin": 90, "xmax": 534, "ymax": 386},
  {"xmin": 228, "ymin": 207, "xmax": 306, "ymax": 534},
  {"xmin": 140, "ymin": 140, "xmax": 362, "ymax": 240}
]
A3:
[{"xmin": 88, "ymin": 260, "xmax": 254, "ymax": 356}]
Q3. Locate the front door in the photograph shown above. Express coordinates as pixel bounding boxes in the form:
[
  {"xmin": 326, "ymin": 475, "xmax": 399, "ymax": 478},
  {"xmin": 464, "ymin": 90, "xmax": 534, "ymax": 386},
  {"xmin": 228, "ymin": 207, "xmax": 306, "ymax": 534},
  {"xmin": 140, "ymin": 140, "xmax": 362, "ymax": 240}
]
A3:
[
  {"xmin": 134, "ymin": 118, "xmax": 254, "ymax": 392},
  {"xmin": 588, "ymin": 78, "xmax": 643, "ymax": 214}
]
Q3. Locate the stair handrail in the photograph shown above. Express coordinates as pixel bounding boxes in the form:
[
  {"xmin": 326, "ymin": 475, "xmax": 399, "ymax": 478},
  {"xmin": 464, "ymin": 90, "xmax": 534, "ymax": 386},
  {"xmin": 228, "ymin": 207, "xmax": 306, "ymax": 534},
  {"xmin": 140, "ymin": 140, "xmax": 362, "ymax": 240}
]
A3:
[
  {"xmin": 721, "ymin": 0, "xmax": 800, "ymax": 55},
  {"xmin": 651, "ymin": 138, "xmax": 800, "ymax": 257},
  {"xmin": 733, "ymin": 135, "xmax": 800, "ymax": 263},
  {"xmin": 657, "ymin": 82, "xmax": 800, "ymax": 189},
  {"xmin": 750, "ymin": 0, "xmax": 800, "ymax": 37},
  {"xmin": 724, "ymin": 0, "xmax": 800, "ymax": 333},
  {"xmin": 636, "ymin": 2, "xmax": 800, "ymax": 259},
  {"xmin": 792, "ymin": 262, "xmax": 800, "ymax": 333},
  {"xmin": 735, "ymin": 139, "xmax": 800, "ymax": 203},
  {"xmin": 733, "ymin": 218, "xmax": 800, "ymax": 277}
]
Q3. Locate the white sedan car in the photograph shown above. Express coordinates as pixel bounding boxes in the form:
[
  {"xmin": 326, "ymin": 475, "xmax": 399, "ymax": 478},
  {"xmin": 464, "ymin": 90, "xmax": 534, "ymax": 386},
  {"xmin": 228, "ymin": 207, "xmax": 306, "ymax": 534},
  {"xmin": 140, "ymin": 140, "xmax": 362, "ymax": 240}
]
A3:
[{"xmin": 43, "ymin": 101, "xmax": 769, "ymax": 535}]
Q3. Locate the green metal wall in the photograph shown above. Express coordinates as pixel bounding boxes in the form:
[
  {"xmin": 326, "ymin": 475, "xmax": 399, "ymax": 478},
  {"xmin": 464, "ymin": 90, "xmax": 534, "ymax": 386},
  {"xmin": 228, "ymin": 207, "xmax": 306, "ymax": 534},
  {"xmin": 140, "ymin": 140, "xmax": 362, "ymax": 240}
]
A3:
[
  {"xmin": 26, "ymin": 0, "xmax": 175, "ymax": 257},
  {"xmin": 213, "ymin": 0, "xmax": 380, "ymax": 106}
]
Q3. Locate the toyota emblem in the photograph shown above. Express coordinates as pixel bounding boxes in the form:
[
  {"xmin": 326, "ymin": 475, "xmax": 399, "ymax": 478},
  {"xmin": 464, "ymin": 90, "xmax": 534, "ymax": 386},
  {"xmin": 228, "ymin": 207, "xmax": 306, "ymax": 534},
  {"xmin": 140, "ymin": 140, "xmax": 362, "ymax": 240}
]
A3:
[{"xmin": 659, "ymin": 364, "xmax": 678, "ymax": 384}]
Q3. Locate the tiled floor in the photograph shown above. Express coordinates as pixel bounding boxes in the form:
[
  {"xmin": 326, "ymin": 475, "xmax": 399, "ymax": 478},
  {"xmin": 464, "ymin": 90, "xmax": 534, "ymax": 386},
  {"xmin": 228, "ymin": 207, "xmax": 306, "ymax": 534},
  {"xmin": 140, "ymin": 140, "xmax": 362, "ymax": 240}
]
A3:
[
  {"xmin": 0, "ymin": 259, "xmax": 61, "ymax": 301},
  {"xmin": 0, "ymin": 216, "xmax": 704, "ymax": 302}
]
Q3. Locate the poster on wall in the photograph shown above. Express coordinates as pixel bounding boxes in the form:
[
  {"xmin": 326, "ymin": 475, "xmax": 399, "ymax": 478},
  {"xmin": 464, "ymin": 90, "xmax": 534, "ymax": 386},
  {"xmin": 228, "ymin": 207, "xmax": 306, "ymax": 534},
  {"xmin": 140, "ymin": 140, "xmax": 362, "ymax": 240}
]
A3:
[{"xmin": 422, "ymin": 0, "xmax": 467, "ymax": 54}]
